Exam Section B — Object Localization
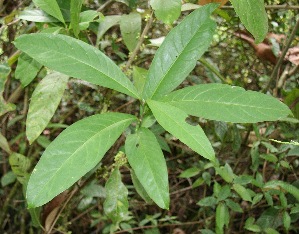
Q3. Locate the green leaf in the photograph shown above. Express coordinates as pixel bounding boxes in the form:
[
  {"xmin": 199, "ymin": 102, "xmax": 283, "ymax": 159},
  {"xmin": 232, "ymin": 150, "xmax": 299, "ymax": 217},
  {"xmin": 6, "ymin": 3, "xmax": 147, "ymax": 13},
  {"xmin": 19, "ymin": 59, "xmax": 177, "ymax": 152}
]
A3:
[
  {"xmin": 133, "ymin": 66, "xmax": 147, "ymax": 96},
  {"xmin": 161, "ymin": 84, "xmax": 291, "ymax": 123},
  {"xmin": 26, "ymin": 113, "xmax": 136, "ymax": 208},
  {"xmin": 18, "ymin": 9, "xmax": 61, "ymax": 22},
  {"xmin": 217, "ymin": 185, "xmax": 231, "ymax": 201},
  {"xmin": 26, "ymin": 71, "xmax": 69, "ymax": 144},
  {"xmin": 120, "ymin": 12, "xmax": 141, "ymax": 52},
  {"xmin": 179, "ymin": 167, "xmax": 201, "ymax": 178},
  {"xmin": 233, "ymin": 184, "xmax": 252, "ymax": 202},
  {"xmin": 70, "ymin": 0, "xmax": 84, "ymax": 37},
  {"xmin": 79, "ymin": 10, "xmax": 102, "ymax": 30},
  {"xmin": 142, "ymin": 4, "xmax": 217, "ymax": 100},
  {"xmin": 147, "ymin": 100, "xmax": 215, "ymax": 161},
  {"xmin": 260, "ymin": 153, "xmax": 278, "ymax": 163},
  {"xmin": 150, "ymin": 0, "xmax": 181, "ymax": 25},
  {"xmin": 14, "ymin": 33, "xmax": 140, "ymax": 99},
  {"xmin": 216, "ymin": 202, "xmax": 229, "ymax": 234},
  {"xmin": 230, "ymin": 0, "xmax": 268, "ymax": 43},
  {"xmin": 9, "ymin": 153, "xmax": 31, "ymax": 185},
  {"xmin": 15, "ymin": 53, "xmax": 42, "ymax": 87},
  {"xmin": 32, "ymin": 0, "xmax": 65, "ymax": 23},
  {"xmin": 1, "ymin": 171, "xmax": 16, "ymax": 187},
  {"xmin": 197, "ymin": 196, "xmax": 217, "ymax": 207},
  {"xmin": 125, "ymin": 127, "xmax": 169, "ymax": 209},
  {"xmin": 264, "ymin": 180, "xmax": 299, "ymax": 201},
  {"xmin": 104, "ymin": 167, "xmax": 129, "ymax": 223},
  {"xmin": 130, "ymin": 169, "xmax": 153, "ymax": 204},
  {"xmin": 225, "ymin": 199, "xmax": 243, "ymax": 213},
  {"xmin": 0, "ymin": 64, "xmax": 15, "ymax": 117},
  {"xmin": 282, "ymin": 211, "xmax": 290, "ymax": 230},
  {"xmin": 215, "ymin": 163, "xmax": 235, "ymax": 183},
  {"xmin": 245, "ymin": 217, "xmax": 261, "ymax": 232},
  {"xmin": 97, "ymin": 15, "xmax": 121, "ymax": 39},
  {"xmin": 0, "ymin": 132, "xmax": 12, "ymax": 154}
]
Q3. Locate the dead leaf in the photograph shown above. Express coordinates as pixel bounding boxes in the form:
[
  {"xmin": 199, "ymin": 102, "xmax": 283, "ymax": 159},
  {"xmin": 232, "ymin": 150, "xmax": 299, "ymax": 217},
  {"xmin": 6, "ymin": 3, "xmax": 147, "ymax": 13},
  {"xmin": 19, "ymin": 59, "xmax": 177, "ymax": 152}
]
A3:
[{"xmin": 286, "ymin": 47, "xmax": 299, "ymax": 65}]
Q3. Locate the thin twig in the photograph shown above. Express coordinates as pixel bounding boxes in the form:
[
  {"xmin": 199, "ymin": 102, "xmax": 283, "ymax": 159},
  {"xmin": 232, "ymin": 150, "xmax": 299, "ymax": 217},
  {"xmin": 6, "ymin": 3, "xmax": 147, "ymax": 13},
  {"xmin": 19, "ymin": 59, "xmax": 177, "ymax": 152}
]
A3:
[
  {"xmin": 263, "ymin": 17, "xmax": 299, "ymax": 92},
  {"xmin": 96, "ymin": 0, "xmax": 114, "ymax": 12},
  {"xmin": 124, "ymin": 12, "xmax": 154, "ymax": 71}
]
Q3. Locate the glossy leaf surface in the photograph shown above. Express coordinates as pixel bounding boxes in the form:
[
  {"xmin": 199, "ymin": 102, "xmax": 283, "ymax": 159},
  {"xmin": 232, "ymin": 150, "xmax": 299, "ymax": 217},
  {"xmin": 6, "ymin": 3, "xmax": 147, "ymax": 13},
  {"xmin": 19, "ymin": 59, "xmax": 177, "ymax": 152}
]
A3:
[
  {"xmin": 26, "ymin": 71, "xmax": 69, "ymax": 144},
  {"xmin": 150, "ymin": 0, "xmax": 181, "ymax": 25},
  {"xmin": 142, "ymin": 4, "xmax": 217, "ymax": 99},
  {"xmin": 32, "ymin": 0, "xmax": 65, "ymax": 23},
  {"xmin": 230, "ymin": 0, "xmax": 268, "ymax": 43},
  {"xmin": 26, "ymin": 113, "xmax": 136, "ymax": 207},
  {"xmin": 125, "ymin": 127, "xmax": 169, "ymax": 209},
  {"xmin": 120, "ymin": 12, "xmax": 141, "ymax": 52},
  {"xmin": 15, "ymin": 53, "xmax": 42, "ymax": 87},
  {"xmin": 148, "ymin": 100, "xmax": 215, "ymax": 161},
  {"xmin": 14, "ymin": 33, "xmax": 140, "ymax": 99},
  {"xmin": 161, "ymin": 84, "xmax": 291, "ymax": 123},
  {"xmin": 104, "ymin": 167, "xmax": 129, "ymax": 223}
]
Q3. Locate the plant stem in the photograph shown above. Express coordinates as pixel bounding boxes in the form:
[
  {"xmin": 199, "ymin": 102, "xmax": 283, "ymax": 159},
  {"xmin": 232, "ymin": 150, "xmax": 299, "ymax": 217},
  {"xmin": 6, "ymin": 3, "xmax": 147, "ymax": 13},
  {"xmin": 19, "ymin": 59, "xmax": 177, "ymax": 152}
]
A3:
[
  {"xmin": 199, "ymin": 57, "xmax": 227, "ymax": 83},
  {"xmin": 124, "ymin": 12, "xmax": 154, "ymax": 71},
  {"xmin": 263, "ymin": 17, "xmax": 299, "ymax": 92}
]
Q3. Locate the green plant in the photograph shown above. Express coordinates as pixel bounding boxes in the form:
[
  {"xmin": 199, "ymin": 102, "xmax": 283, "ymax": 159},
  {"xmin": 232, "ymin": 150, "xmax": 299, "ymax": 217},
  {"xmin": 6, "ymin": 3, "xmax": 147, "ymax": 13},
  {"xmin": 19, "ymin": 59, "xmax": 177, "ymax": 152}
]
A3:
[{"xmin": 2, "ymin": 0, "xmax": 298, "ymax": 233}]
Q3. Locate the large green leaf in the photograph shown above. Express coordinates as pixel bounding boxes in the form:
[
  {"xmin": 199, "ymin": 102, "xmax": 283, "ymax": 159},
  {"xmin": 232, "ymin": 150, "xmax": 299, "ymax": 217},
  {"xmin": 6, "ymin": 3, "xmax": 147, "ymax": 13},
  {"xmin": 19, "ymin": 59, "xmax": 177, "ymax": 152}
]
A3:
[
  {"xmin": 32, "ymin": 0, "xmax": 65, "ymax": 23},
  {"xmin": 230, "ymin": 0, "xmax": 268, "ymax": 43},
  {"xmin": 0, "ymin": 64, "xmax": 15, "ymax": 117},
  {"xmin": 104, "ymin": 167, "xmax": 129, "ymax": 223},
  {"xmin": 14, "ymin": 33, "xmax": 140, "ymax": 99},
  {"xmin": 147, "ymin": 100, "xmax": 215, "ymax": 161},
  {"xmin": 26, "ymin": 71, "xmax": 69, "ymax": 144},
  {"xmin": 150, "ymin": 0, "xmax": 181, "ymax": 25},
  {"xmin": 142, "ymin": 4, "xmax": 217, "ymax": 100},
  {"xmin": 26, "ymin": 113, "xmax": 136, "ymax": 208},
  {"xmin": 70, "ymin": 0, "xmax": 84, "ymax": 37},
  {"xmin": 125, "ymin": 127, "xmax": 169, "ymax": 209},
  {"xmin": 15, "ymin": 53, "xmax": 42, "ymax": 87},
  {"xmin": 120, "ymin": 12, "xmax": 141, "ymax": 52},
  {"xmin": 161, "ymin": 84, "xmax": 291, "ymax": 123},
  {"xmin": 18, "ymin": 9, "xmax": 61, "ymax": 22}
]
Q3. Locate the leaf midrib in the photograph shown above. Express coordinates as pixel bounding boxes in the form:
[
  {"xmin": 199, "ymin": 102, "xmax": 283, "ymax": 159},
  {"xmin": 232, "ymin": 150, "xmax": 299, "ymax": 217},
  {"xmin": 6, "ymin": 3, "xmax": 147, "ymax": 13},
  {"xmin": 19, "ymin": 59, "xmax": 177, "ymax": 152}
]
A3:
[
  {"xmin": 21, "ymin": 34, "xmax": 138, "ymax": 98},
  {"xmin": 147, "ymin": 20, "xmax": 212, "ymax": 99}
]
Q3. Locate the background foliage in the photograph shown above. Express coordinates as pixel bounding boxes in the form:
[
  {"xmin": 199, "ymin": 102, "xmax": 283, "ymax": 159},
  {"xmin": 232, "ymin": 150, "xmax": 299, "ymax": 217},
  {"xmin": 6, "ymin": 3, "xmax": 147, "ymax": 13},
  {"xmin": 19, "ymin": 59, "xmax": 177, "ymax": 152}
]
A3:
[{"xmin": 0, "ymin": 0, "xmax": 299, "ymax": 233}]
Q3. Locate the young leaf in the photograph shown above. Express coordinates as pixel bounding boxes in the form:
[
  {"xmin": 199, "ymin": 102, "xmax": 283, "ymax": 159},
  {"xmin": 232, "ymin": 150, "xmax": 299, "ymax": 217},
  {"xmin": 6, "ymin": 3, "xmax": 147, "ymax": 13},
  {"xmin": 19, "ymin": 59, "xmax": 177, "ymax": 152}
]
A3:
[
  {"xmin": 147, "ymin": 100, "xmax": 215, "ymax": 161},
  {"xmin": 26, "ymin": 113, "xmax": 137, "ymax": 208},
  {"xmin": 150, "ymin": 0, "xmax": 181, "ymax": 25},
  {"xmin": 161, "ymin": 84, "xmax": 291, "ymax": 123},
  {"xmin": 120, "ymin": 12, "xmax": 141, "ymax": 52},
  {"xmin": 230, "ymin": 0, "xmax": 268, "ymax": 43},
  {"xmin": 32, "ymin": 0, "xmax": 65, "ymax": 24},
  {"xmin": 142, "ymin": 4, "xmax": 217, "ymax": 100},
  {"xmin": 14, "ymin": 33, "xmax": 140, "ymax": 99},
  {"xmin": 15, "ymin": 53, "xmax": 42, "ymax": 87},
  {"xmin": 0, "ymin": 64, "xmax": 15, "ymax": 117},
  {"xmin": 26, "ymin": 71, "xmax": 69, "ymax": 144},
  {"xmin": 125, "ymin": 127, "xmax": 169, "ymax": 209},
  {"xmin": 70, "ymin": 0, "xmax": 84, "ymax": 37},
  {"xmin": 104, "ymin": 167, "xmax": 129, "ymax": 223}
]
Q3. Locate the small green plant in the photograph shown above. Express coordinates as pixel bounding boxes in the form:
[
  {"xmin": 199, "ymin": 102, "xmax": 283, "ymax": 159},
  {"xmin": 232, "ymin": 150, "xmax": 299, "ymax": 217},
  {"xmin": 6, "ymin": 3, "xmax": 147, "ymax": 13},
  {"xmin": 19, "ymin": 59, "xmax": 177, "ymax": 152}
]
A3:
[{"xmin": 13, "ymin": 3, "xmax": 291, "ymax": 211}]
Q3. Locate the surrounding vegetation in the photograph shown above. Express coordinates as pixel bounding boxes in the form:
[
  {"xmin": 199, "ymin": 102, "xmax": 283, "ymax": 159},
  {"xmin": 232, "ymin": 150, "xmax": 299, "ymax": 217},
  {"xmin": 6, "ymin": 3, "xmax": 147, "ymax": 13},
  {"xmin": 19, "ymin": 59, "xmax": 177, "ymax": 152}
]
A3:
[{"xmin": 1, "ymin": 0, "xmax": 299, "ymax": 233}]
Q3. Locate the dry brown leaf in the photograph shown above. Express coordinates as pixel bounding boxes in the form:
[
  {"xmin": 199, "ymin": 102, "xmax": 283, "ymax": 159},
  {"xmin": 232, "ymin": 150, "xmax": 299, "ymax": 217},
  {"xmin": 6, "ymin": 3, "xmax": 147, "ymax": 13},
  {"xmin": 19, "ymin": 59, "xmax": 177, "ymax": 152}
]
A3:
[
  {"xmin": 198, "ymin": 0, "xmax": 229, "ymax": 7},
  {"xmin": 286, "ymin": 47, "xmax": 299, "ymax": 65}
]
